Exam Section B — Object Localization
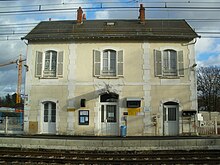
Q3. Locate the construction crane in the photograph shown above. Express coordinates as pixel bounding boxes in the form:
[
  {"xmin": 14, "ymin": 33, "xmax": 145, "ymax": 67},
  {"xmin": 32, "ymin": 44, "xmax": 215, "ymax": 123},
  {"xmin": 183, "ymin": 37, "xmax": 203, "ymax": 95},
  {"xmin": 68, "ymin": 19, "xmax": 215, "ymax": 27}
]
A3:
[{"xmin": 0, "ymin": 55, "xmax": 25, "ymax": 104}]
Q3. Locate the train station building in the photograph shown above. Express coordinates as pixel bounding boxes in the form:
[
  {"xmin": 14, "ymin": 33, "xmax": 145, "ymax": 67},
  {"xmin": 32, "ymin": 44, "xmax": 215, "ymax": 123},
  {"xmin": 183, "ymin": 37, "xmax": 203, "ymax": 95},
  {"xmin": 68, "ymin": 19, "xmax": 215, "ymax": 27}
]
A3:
[{"xmin": 22, "ymin": 5, "xmax": 199, "ymax": 136}]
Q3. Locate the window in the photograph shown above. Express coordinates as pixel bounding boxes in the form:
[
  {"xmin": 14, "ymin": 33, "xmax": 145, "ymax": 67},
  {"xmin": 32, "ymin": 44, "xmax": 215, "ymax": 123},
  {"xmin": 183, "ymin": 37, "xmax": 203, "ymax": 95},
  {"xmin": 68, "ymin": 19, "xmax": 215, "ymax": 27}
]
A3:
[
  {"xmin": 35, "ymin": 50, "xmax": 64, "ymax": 78},
  {"xmin": 93, "ymin": 49, "xmax": 123, "ymax": 77},
  {"xmin": 154, "ymin": 49, "xmax": 184, "ymax": 77},
  {"xmin": 44, "ymin": 51, "xmax": 57, "ymax": 77},
  {"xmin": 79, "ymin": 110, "xmax": 89, "ymax": 125},
  {"xmin": 103, "ymin": 50, "xmax": 116, "ymax": 76}
]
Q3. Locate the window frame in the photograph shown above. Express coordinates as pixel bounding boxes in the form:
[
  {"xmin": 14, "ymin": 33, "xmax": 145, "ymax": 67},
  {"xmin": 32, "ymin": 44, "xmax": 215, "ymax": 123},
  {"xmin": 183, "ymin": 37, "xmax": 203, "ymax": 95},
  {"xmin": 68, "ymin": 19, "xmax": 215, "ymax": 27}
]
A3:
[
  {"xmin": 93, "ymin": 49, "xmax": 123, "ymax": 78},
  {"xmin": 101, "ymin": 49, "xmax": 117, "ymax": 76},
  {"xmin": 154, "ymin": 49, "xmax": 184, "ymax": 78},
  {"xmin": 78, "ymin": 110, "xmax": 89, "ymax": 125},
  {"xmin": 43, "ymin": 50, "xmax": 57, "ymax": 78},
  {"xmin": 163, "ymin": 49, "xmax": 178, "ymax": 76},
  {"xmin": 35, "ymin": 50, "xmax": 64, "ymax": 79}
]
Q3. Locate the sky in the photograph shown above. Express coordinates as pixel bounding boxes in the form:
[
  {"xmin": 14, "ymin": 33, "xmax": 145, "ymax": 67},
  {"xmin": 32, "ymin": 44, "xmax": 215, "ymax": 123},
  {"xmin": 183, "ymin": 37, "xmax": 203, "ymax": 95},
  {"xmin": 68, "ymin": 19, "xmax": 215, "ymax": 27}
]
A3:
[{"xmin": 0, "ymin": 0, "xmax": 220, "ymax": 97}]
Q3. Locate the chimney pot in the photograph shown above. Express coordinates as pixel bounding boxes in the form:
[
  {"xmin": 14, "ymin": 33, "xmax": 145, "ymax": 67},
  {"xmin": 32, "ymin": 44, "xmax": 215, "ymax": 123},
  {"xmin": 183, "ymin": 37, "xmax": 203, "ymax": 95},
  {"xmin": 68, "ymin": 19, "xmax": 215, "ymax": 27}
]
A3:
[
  {"xmin": 83, "ymin": 14, "xmax": 86, "ymax": 21},
  {"xmin": 77, "ymin": 7, "xmax": 83, "ymax": 24},
  {"xmin": 139, "ymin": 4, "xmax": 145, "ymax": 23}
]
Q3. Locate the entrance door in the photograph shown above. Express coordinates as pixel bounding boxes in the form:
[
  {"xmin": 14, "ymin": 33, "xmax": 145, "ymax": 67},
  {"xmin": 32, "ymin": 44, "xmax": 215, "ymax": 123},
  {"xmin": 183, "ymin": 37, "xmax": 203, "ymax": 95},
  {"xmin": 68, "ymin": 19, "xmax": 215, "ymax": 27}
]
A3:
[
  {"xmin": 43, "ymin": 102, "xmax": 56, "ymax": 134},
  {"xmin": 164, "ymin": 105, "xmax": 179, "ymax": 136},
  {"xmin": 101, "ymin": 103, "xmax": 119, "ymax": 136}
]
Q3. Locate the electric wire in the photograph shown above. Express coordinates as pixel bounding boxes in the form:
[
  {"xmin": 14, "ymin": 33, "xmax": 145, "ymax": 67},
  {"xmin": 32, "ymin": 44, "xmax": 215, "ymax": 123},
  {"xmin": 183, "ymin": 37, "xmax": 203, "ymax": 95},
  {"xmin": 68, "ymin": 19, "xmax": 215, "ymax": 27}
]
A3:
[
  {"xmin": 0, "ymin": 2, "xmax": 220, "ymax": 39},
  {"xmin": 1, "ymin": 5, "xmax": 220, "ymax": 15}
]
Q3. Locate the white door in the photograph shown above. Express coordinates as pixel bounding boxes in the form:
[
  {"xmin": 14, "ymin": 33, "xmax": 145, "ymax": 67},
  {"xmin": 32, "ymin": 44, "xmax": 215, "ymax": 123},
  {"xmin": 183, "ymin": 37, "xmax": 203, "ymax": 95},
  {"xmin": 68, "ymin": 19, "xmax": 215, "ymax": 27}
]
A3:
[
  {"xmin": 43, "ymin": 102, "xmax": 56, "ymax": 134},
  {"xmin": 100, "ymin": 103, "xmax": 119, "ymax": 136},
  {"xmin": 164, "ymin": 105, "xmax": 179, "ymax": 136}
]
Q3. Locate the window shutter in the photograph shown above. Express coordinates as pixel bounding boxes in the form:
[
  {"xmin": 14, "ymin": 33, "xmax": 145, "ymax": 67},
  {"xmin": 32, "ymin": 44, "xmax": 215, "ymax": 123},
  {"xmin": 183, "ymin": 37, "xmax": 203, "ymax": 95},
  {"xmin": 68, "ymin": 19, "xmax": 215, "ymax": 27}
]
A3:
[
  {"xmin": 117, "ymin": 50, "xmax": 123, "ymax": 76},
  {"xmin": 35, "ymin": 51, "xmax": 43, "ymax": 77},
  {"xmin": 57, "ymin": 51, "xmax": 64, "ymax": 77},
  {"xmin": 178, "ymin": 51, "xmax": 184, "ymax": 76},
  {"xmin": 93, "ymin": 50, "xmax": 101, "ymax": 77},
  {"xmin": 154, "ymin": 49, "xmax": 162, "ymax": 76}
]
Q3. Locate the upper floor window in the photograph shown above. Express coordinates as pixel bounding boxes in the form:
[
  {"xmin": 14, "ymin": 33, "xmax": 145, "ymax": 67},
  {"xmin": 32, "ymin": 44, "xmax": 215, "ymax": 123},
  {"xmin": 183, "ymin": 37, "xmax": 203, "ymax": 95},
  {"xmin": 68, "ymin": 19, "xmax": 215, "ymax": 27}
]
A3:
[
  {"xmin": 35, "ymin": 50, "xmax": 64, "ymax": 78},
  {"xmin": 154, "ymin": 49, "xmax": 184, "ymax": 77},
  {"xmin": 93, "ymin": 49, "xmax": 123, "ymax": 77},
  {"xmin": 44, "ymin": 51, "xmax": 57, "ymax": 77}
]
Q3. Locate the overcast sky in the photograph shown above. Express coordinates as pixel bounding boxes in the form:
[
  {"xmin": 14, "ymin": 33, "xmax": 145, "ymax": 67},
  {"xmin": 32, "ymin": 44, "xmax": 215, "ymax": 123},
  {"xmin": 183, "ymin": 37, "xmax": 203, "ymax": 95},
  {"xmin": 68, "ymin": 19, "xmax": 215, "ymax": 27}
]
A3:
[{"xmin": 0, "ymin": 0, "xmax": 220, "ymax": 97}]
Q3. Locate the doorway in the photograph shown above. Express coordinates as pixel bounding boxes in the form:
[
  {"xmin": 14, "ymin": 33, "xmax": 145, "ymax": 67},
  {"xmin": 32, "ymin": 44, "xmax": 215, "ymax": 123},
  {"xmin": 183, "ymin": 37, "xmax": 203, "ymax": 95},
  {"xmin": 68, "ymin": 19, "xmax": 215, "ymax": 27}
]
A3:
[
  {"xmin": 100, "ymin": 93, "xmax": 119, "ymax": 136},
  {"xmin": 42, "ymin": 102, "xmax": 56, "ymax": 134},
  {"xmin": 163, "ymin": 102, "xmax": 179, "ymax": 136}
]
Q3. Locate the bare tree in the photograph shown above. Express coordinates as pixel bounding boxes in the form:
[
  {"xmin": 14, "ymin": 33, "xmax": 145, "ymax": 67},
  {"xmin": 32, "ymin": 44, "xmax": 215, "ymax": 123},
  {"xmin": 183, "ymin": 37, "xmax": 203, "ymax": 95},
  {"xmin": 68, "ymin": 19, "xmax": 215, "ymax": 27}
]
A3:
[{"xmin": 197, "ymin": 66, "xmax": 220, "ymax": 113}]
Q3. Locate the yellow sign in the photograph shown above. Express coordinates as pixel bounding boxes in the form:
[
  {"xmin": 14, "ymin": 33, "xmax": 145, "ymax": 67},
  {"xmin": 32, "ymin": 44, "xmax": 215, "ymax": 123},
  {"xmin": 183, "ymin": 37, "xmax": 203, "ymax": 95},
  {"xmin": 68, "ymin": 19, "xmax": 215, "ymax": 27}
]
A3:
[
  {"xmin": 128, "ymin": 108, "xmax": 140, "ymax": 116},
  {"xmin": 67, "ymin": 108, "xmax": 76, "ymax": 112}
]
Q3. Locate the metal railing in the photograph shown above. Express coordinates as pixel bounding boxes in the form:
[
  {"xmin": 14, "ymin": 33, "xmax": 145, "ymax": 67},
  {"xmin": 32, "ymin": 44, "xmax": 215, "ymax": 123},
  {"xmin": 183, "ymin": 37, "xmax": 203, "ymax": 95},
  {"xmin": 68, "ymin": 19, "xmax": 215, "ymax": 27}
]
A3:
[
  {"xmin": 197, "ymin": 120, "xmax": 219, "ymax": 135},
  {"xmin": 0, "ymin": 116, "xmax": 23, "ymax": 134}
]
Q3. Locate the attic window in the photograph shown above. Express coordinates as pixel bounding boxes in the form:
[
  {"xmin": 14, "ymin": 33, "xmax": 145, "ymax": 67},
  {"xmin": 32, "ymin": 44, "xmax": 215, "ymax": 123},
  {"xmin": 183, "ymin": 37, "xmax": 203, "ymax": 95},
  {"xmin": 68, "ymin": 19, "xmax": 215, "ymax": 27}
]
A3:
[{"xmin": 106, "ymin": 22, "xmax": 115, "ymax": 26}]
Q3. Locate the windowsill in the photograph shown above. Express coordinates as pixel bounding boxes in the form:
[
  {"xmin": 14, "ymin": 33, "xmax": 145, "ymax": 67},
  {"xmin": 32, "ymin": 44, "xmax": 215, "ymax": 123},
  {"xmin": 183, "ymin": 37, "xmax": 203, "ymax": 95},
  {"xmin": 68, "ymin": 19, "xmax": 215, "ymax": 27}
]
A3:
[
  {"xmin": 96, "ymin": 76, "xmax": 123, "ymax": 79},
  {"xmin": 38, "ymin": 76, "xmax": 59, "ymax": 79},
  {"xmin": 158, "ymin": 76, "xmax": 182, "ymax": 79}
]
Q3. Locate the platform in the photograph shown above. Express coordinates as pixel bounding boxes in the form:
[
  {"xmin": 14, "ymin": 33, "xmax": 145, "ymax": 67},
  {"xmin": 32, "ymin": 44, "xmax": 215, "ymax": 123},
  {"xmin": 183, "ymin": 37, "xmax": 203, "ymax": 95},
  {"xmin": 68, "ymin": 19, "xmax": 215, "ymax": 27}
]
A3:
[{"xmin": 0, "ymin": 135, "xmax": 219, "ymax": 151}]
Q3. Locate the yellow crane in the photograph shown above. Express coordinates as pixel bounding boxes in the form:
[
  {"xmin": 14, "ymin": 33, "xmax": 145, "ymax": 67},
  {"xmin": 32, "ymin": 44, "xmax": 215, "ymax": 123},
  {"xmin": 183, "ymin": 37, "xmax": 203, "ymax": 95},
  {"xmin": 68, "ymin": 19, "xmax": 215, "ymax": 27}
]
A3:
[{"xmin": 0, "ymin": 55, "xmax": 25, "ymax": 104}]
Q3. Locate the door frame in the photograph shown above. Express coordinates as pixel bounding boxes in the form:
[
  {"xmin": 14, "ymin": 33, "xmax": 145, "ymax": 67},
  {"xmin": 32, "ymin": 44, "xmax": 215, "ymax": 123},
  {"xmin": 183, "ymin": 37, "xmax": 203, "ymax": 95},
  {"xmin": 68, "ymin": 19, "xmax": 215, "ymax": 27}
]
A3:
[
  {"xmin": 100, "ymin": 102, "xmax": 119, "ymax": 136},
  {"xmin": 163, "ymin": 103, "xmax": 179, "ymax": 136},
  {"xmin": 40, "ymin": 100, "xmax": 57, "ymax": 134}
]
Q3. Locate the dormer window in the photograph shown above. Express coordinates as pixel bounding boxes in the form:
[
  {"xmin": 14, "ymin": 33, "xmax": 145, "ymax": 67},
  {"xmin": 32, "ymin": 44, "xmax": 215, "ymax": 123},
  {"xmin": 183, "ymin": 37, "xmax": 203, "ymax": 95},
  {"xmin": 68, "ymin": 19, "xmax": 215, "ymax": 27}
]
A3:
[{"xmin": 106, "ymin": 22, "xmax": 115, "ymax": 26}]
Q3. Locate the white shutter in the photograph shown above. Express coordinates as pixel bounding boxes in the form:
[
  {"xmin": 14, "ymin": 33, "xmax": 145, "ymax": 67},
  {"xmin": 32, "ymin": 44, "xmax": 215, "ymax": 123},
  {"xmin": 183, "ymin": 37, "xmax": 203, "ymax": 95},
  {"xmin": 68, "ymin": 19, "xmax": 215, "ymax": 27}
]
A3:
[
  {"xmin": 93, "ymin": 50, "xmax": 101, "ymax": 77},
  {"xmin": 35, "ymin": 51, "xmax": 43, "ymax": 77},
  {"xmin": 117, "ymin": 50, "xmax": 123, "ymax": 76},
  {"xmin": 57, "ymin": 51, "xmax": 64, "ymax": 77},
  {"xmin": 154, "ymin": 49, "xmax": 162, "ymax": 76},
  {"xmin": 178, "ymin": 51, "xmax": 184, "ymax": 76}
]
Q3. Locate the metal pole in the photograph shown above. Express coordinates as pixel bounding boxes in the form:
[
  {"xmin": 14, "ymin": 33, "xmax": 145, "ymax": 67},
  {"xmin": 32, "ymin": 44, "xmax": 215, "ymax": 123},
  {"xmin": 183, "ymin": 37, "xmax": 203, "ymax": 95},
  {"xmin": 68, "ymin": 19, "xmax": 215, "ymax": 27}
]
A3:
[
  {"xmin": 16, "ymin": 54, "xmax": 22, "ymax": 104},
  {"xmin": 214, "ymin": 117, "xmax": 217, "ymax": 135},
  {"xmin": 5, "ymin": 116, "xmax": 8, "ymax": 134}
]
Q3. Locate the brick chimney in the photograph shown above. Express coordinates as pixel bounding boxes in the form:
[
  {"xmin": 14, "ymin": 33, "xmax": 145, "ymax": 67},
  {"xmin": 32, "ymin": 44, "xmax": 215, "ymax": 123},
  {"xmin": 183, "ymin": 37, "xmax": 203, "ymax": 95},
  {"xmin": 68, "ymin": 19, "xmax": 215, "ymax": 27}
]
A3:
[
  {"xmin": 83, "ymin": 14, "xmax": 86, "ymax": 21},
  {"xmin": 139, "ymin": 4, "xmax": 145, "ymax": 23},
  {"xmin": 77, "ymin": 7, "xmax": 83, "ymax": 24}
]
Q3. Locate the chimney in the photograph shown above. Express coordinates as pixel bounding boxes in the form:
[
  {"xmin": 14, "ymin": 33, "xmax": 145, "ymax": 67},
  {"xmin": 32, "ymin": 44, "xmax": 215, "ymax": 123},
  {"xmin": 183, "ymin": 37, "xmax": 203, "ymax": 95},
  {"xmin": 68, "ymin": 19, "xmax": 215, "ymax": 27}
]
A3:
[
  {"xmin": 77, "ymin": 7, "xmax": 83, "ymax": 24},
  {"xmin": 83, "ymin": 14, "xmax": 86, "ymax": 21},
  {"xmin": 139, "ymin": 4, "xmax": 145, "ymax": 23}
]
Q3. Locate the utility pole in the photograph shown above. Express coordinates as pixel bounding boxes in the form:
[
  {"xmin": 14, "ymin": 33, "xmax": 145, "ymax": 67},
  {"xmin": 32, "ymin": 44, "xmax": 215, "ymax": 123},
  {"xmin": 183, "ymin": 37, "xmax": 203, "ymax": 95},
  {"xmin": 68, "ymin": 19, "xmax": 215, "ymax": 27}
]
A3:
[{"xmin": 16, "ymin": 54, "xmax": 22, "ymax": 104}]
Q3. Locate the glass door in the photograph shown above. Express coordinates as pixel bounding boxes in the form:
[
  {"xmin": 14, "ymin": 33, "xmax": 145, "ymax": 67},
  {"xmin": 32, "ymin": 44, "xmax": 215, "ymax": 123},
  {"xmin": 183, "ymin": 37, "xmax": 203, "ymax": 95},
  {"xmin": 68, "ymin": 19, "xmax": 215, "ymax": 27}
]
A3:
[
  {"xmin": 101, "ymin": 103, "xmax": 119, "ymax": 136},
  {"xmin": 163, "ymin": 105, "xmax": 179, "ymax": 136},
  {"xmin": 43, "ymin": 102, "xmax": 56, "ymax": 134}
]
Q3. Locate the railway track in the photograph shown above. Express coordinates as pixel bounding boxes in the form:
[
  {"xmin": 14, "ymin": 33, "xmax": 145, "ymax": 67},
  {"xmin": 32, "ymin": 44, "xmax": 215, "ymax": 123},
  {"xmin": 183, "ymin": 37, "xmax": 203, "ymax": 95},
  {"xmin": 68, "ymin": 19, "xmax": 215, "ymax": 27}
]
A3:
[{"xmin": 0, "ymin": 148, "xmax": 219, "ymax": 164}]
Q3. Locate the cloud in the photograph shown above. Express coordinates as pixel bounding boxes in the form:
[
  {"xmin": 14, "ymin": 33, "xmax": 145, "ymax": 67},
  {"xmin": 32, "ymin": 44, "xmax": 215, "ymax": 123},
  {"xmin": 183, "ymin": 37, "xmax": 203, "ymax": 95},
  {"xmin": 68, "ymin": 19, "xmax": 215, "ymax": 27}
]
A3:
[
  {"xmin": 95, "ymin": 10, "xmax": 110, "ymax": 19},
  {"xmin": 195, "ymin": 38, "xmax": 216, "ymax": 55},
  {"xmin": 196, "ymin": 38, "xmax": 220, "ymax": 66},
  {"xmin": 198, "ymin": 54, "xmax": 220, "ymax": 67},
  {"xmin": 1, "ymin": 0, "xmax": 220, "ymax": 97}
]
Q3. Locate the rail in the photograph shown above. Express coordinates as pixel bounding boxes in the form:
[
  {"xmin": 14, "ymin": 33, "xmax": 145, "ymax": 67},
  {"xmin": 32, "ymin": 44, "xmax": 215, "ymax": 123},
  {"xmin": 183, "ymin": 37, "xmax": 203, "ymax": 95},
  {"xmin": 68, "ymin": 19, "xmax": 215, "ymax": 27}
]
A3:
[{"xmin": 0, "ymin": 148, "xmax": 219, "ymax": 164}]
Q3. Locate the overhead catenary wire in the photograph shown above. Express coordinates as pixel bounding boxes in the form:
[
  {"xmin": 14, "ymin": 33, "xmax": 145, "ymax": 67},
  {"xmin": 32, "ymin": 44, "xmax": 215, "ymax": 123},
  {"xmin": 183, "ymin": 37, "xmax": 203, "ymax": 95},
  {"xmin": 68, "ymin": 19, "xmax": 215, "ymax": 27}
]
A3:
[
  {"xmin": 0, "ymin": 2, "xmax": 220, "ymax": 39},
  {"xmin": 0, "ymin": 1, "xmax": 220, "ymax": 10},
  {"xmin": 1, "ymin": 5, "xmax": 220, "ymax": 15}
]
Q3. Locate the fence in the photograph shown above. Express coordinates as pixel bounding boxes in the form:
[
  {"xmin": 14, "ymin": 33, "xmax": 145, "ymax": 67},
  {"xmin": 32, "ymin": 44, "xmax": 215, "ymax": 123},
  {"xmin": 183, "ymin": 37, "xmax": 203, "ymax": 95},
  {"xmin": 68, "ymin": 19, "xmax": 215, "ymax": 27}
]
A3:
[
  {"xmin": 197, "ymin": 120, "xmax": 220, "ymax": 135},
  {"xmin": 0, "ymin": 116, "xmax": 23, "ymax": 134}
]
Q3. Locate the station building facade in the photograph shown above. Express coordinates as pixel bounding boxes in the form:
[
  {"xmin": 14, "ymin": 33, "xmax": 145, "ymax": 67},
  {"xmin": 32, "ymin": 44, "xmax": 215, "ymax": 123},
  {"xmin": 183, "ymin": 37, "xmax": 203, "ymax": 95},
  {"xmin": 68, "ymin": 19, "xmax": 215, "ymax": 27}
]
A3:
[{"xmin": 23, "ymin": 5, "xmax": 199, "ymax": 136}]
